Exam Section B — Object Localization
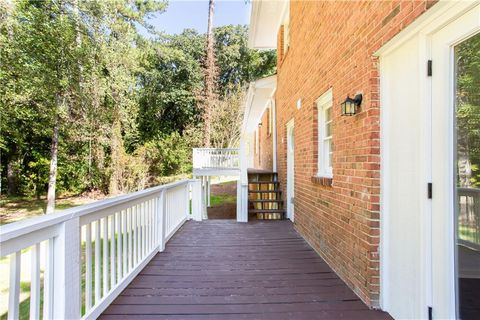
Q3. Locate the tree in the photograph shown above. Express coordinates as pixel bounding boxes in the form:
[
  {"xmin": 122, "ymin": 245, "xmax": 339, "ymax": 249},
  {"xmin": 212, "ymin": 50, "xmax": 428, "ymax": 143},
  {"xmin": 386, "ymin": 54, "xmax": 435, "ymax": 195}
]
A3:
[{"xmin": 201, "ymin": 0, "xmax": 217, "ymax": 147}]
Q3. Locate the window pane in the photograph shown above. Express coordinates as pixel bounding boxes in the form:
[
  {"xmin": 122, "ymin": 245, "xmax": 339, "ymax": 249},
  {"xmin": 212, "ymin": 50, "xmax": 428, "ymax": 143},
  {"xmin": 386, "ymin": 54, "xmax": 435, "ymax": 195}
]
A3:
[
  {"xmin": 325, "ymin": 106, "xmax": 331, "ymax": 122},
  {"xmin": 454, "ymin": 32, "xmax": 480, "ymax": 320},
  {"xmin": 325, "ymin": 140, "xmax": 331, "ymax": 167},
  {"xmin": 326, "ymin": 122, "xmax": 332, "ymax": 137}
]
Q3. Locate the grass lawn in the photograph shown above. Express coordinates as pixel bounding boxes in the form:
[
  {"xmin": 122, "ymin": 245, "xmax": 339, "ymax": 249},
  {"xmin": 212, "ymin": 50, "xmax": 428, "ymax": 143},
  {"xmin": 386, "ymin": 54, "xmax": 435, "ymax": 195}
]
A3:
[
  {"xmin": 459, "ymin": 225, "xmax": 480, "ymax": 245},
  {"xmin": 210, "ymin": 194, "xmax": 236, "ymax": 206},
  {"xmin": 0, "ymin": 195, "xmax": 103, "ymax": 225}
]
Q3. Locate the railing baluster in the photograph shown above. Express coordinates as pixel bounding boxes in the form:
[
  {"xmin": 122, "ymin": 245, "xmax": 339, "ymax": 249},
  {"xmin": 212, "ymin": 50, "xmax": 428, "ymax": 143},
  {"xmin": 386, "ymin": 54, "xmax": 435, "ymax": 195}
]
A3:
[
  {"xmin": 117, "ymin": 211, "xmax": 122, "ymax": 281},
  {"xmin": 102, "ymin": 217, "xmax": 109, "ymax": 295},
  {"xmin": 133, "ymin": 205, "xmax": 138, "ymax": 266},
  {"xmin": 95, "ymin": 220, "xmax": 101, "ymax": 303},
  {"xmin": 137, "ymin": 204, "xmax": 141, "ymax": 260},
  {"xmin": 137, "ymin": 204, "xmax": 141, "ymax": 263},
  {"xmin": 8, "ymin": 251, "xmax": 20, "ymax": 320},
  {"xmin": 123, "ymin": 210, "xmax": 127, "ymax": 276},
  {"xmin": 149, "ymin": 199, "xmax": 153, "ymax": 250},
  {"xmin": 159, "ymin": 190, "xmax": 166, "ymax": 251},
  {"xmin": 128, "ymin": 207, "xmax": 133, "ymax": 271},
  {"xmin": 43, "ymin": 239, "xmax": 54, "ymax": 319},
  {"xmin": 142, "ymin": 202, "xmax": 146, "ymax": 257},
  {"xmin": 29, "ymin": 243, "xmax": 41, "ymax": 320},
  {"xmin": 85, "ymin": 223, "xmax": 92, "ymax": 311},
  {"xmin": 110, "ymin": 214, "xmax": 116, "ymax": 288},
  {"xmin": 146, "ymin": 201, "xmax": 150, "ymax": 252}
]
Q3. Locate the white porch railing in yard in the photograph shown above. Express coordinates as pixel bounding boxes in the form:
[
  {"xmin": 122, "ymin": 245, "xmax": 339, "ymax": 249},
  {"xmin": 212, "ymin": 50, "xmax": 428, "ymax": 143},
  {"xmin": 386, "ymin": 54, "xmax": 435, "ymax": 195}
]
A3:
[
  {"xmin": 458, "ymin": 187, "xmax": 480, "ymax": 250},
  {"xmin": 0, "ymin": 179, "xmax": 202, "ymax": 320},
  {"xmin": 193, "ymin": 148, "xmax": 240, "ymax": 170}
]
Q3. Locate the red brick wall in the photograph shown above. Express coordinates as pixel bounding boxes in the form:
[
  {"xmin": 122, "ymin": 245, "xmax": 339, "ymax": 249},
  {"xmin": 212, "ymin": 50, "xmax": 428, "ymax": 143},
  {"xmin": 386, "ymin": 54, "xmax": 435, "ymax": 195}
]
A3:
[
  {"xmin": 254, "ymin": 108, "xmax": 274, "ymax": 170},
  {"xmin": 274, "ymin": 0, "xmax": 436, "ymax": 307}
]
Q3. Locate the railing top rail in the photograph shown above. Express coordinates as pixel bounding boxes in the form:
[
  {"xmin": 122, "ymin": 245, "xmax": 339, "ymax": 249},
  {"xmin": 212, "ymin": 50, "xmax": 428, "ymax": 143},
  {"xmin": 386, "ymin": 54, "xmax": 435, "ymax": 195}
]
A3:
[
  {"xmin": 458, "ymin": 187, "xmax": 480, "ymax": 194},
  {"xmin": 0, "ymin": 179, "xmax": 194, "ymax": 244},
  {"xmin": 193, "ymin": 148, "xmax": 240, "ymax": 151}
]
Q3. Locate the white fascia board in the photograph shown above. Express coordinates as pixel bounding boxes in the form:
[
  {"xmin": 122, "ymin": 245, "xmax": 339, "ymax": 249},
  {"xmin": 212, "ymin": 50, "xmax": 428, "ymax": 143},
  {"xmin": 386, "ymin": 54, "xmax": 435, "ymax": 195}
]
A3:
[
  {"xmin": 242, "ymin": 75, "xmax": 277, "ymax": 134},
  {"xmin": 248, "ymin": 0, "xmax": 288, "ymax": 49}
]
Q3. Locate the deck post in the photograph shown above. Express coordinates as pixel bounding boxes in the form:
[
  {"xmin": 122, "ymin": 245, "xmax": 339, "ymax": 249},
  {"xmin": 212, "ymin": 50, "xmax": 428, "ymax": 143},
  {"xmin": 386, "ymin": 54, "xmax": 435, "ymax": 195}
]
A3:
[
  {"xmin": 191, "ymin": 179, "xmax": 203, "ymax": 221},
  {"xmin": 158, "ymin": 190, "xmax": 166, "ymax": 252},
  {"xmin": 53, "ymin": 217, "xmax": 81, "ymax": 319},
  {"xmin": 207, "ymin": 176, "xmax": 211, "ymax": 207}
]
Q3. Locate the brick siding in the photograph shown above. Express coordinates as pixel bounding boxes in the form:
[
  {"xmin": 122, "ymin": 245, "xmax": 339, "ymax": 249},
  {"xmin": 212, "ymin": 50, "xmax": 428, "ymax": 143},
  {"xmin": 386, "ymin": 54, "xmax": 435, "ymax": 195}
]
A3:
[
  {"xmin": 274, "ymin": 0, "xmax": 437, "ymax": 307},
  {"xmin": 254, "ymin": 108, "xmax": 274, "ymax": 170}
]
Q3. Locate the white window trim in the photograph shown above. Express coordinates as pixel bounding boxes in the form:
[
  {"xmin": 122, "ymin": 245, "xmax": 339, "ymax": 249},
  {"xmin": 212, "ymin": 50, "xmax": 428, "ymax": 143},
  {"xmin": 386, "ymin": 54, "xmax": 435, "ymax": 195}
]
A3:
[{"xmin": 317, "ymin": 88, "xmax": 333, "ymax": 178}]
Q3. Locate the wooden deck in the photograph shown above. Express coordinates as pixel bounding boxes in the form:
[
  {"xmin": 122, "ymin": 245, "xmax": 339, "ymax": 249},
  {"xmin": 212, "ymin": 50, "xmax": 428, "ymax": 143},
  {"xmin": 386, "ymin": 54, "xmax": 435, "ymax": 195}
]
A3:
[{"xmin": 101, "ymin": 220, "xmax": 391, "ymax": 319}]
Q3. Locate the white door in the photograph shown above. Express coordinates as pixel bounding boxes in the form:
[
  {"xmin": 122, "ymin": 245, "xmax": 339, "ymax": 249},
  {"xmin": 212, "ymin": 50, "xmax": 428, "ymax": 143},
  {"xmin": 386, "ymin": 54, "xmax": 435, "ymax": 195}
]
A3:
[
  {"xmin": 286, "ymin": 119, "xmax": 295, "ymax": 221},
  {"xmin": 431, "ymin": 6, "xmax": 480, "ymax": 319}
]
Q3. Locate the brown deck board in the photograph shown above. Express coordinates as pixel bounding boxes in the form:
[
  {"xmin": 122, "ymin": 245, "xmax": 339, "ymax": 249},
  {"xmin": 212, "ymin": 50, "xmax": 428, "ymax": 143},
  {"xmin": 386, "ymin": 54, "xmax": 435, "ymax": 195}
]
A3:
[{"xmin": 101, "ymin": 220, "xmax": 391, "ymax": 319}]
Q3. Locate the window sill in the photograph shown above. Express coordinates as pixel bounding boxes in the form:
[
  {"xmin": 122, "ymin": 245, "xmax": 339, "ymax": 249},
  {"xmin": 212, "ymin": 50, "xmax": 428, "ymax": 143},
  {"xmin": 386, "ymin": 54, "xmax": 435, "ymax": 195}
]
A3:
[{"xmin": 311, "ymin": 175, "xmax": 333, "ymax": 187}]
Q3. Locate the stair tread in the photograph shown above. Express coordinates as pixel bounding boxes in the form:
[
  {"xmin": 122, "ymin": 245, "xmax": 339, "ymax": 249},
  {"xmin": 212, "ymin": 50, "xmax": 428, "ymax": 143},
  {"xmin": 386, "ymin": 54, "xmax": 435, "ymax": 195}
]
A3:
[
  {"xmin": 248, "ymin": 181, "xmax": 279, "ymax": 184},
  {"xmin": 249, "ymin": 209, "xmax": 285, "ymax": 213}
]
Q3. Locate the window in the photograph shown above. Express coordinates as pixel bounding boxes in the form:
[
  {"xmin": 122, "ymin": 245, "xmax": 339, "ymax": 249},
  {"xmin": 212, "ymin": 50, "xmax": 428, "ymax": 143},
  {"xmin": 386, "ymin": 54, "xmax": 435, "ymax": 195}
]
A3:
[
  {"xmin": 283, "ymin": 22, "xmax": 290, "ymax": 54},
  {"xmin": 267, "ymin": 104, "xmax": 273, "ymax": 135},
  {"xmin": 317, "ymin": 89, "xmax": 333, "ymax": 177}
]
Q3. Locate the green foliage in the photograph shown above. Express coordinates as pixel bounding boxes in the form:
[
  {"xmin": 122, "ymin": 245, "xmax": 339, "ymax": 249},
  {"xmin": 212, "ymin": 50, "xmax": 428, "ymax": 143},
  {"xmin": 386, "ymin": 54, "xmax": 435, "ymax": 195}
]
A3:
[
  {"xmin": 214, "ymin": 25, "xmax": 276, "ymax": 95},
  {"xmin": 144, "ymin": 132, "xmax": 192, "ymax": 177},
  {"xmin": 456, "ymin": 34, "xmax": 480, "ymax": 187}
]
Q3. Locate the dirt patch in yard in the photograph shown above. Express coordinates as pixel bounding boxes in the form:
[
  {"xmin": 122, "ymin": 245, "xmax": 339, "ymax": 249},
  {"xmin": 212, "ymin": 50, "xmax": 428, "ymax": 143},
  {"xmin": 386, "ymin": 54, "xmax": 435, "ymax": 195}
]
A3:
[{"xmin": 207, "ymin": 181, "xmax": 237, "ymax": 219}]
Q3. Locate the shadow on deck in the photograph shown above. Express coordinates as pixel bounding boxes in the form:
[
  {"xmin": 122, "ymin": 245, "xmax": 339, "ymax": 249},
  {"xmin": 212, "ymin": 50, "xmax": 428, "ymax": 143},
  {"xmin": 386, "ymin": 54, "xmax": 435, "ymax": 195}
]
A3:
[{"xmin": 101, "ymin": 220, "xmax": 391, "ymax": 319}]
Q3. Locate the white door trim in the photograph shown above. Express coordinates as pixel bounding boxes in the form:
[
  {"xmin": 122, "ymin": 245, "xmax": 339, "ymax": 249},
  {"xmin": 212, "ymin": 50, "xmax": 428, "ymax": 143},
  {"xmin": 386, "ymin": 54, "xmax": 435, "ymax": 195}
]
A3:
[
  {"xmin": 286, "ymin": 119, "xmax": 294, "ymax": 222},
  {"xmin": 431, "ymin": 7, "xmax": 480, "ymax": 318}
]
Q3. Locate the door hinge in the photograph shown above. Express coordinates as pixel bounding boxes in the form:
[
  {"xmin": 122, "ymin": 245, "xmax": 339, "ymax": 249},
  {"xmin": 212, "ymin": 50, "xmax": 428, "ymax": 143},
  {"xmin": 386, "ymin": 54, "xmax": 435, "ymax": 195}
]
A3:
[
  {"xmin": 427, "ymin": 60, "xmax": 432, "ymax": 76},
  {"xmin": 428, "ymin": 183, "xmax": 433, "ymax": 199},
  {"xmin": 428, "ymin": 306, "xmax": 433, "ymax": 320}
]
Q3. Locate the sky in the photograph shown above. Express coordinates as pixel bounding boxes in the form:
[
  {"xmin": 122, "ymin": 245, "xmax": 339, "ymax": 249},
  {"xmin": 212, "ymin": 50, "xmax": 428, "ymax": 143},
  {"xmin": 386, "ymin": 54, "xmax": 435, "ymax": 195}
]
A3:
[{"xmin": 147, "ymin": 0, "xmax": 252, "ymax": 35}]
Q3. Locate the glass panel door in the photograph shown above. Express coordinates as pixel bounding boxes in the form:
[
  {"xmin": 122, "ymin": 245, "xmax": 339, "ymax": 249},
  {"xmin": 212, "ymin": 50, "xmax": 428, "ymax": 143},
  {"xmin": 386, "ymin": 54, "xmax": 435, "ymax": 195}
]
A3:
[{"xmin": 455, "ymin": 32, "xmax": 480, "ymax": 320}]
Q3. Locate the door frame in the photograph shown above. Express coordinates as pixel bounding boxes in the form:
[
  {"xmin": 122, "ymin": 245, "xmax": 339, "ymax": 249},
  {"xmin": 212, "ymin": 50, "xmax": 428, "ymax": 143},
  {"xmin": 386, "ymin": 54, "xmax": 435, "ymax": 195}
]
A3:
[
  {"xmin": 431, "ymin": 8, "xmax": 480, "ymax": 319},
  {"xmin": 286, "ymin": 119, "xmax": 294, "ymax": 222},
  {"xmin": 378, "ymin": 1, "xmax": 480, "ymax": 317}
]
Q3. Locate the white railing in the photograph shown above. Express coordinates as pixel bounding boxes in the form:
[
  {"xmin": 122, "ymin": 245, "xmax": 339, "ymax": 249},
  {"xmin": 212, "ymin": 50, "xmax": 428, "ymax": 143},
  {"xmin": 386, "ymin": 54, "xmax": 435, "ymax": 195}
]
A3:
[
  {"xmin": 0, "ymin": 179, "xmax": 202, "ymax": 320},
  {"xmin": 458, "ymin": 187, "xmax": 480, "ymax": 249},
  {"xmin": 192, "ymin": 148, "xmax": 240, "ymax": 170}
]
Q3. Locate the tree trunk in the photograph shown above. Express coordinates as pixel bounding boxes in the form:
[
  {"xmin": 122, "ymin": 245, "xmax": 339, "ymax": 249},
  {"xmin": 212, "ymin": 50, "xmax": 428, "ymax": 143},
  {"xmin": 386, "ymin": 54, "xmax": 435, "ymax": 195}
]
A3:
[
  {"xmin": 7, "ymin": 158, "xmax": 16, "ymax": 196},
  {"xmin": 203, "ymin": 0, "xmax": 216, "ymax": 147},
  {"xmin": 109, "ymin": 114, "xmax": 122, "ymax": 195},
  {"xmin": 46, "ymin": 120, "xmax": 59, "ymax": 214}
]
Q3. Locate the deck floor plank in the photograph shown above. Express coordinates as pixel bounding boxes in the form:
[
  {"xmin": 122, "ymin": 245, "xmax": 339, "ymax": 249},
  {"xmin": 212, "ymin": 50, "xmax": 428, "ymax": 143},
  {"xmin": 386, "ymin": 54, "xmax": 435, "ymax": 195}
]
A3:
[{"xmin": 100, "ymin": 220, "xmax": 390, "ymax": 319}]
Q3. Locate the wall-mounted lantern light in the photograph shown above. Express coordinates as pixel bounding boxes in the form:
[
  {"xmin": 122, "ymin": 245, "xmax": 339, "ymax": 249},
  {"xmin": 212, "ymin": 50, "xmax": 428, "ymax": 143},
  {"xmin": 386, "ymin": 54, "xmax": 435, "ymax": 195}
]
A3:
[
  {"xmin": 341, "ymin": 94, "xmax": 362, "ymax": 116},
  {"xmin": 258, "ymin": 122, "xmax": 263, "ymax": 128}
]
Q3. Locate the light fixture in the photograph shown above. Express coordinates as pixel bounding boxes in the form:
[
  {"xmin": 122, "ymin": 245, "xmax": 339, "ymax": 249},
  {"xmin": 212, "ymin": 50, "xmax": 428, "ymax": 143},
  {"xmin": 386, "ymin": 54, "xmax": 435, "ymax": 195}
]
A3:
[
  {"xmin": 258, "ymin": 122, "xmax": 262, "ymax": 128},
  {"xmin": 341, "ymin": 94, "xmax": 362, "ymax": 116}
]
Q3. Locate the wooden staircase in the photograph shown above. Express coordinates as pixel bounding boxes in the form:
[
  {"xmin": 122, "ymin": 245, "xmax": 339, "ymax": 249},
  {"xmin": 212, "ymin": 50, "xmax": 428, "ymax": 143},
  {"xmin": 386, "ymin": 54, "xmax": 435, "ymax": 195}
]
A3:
[{"xmin": 248, "ymin": 171, "xmax": 285, "ymax": 220}]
